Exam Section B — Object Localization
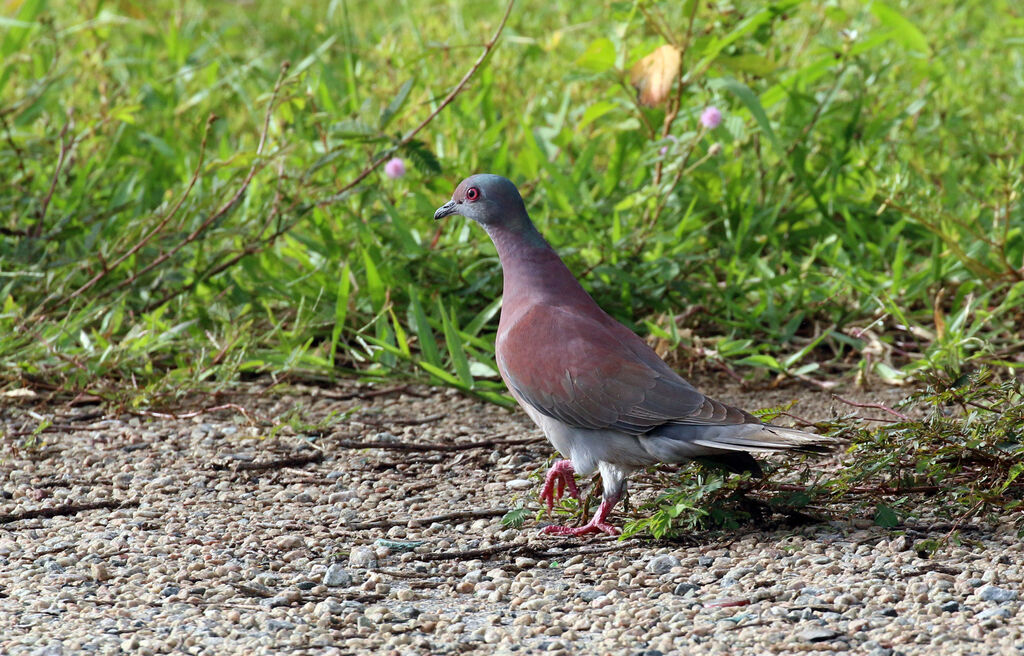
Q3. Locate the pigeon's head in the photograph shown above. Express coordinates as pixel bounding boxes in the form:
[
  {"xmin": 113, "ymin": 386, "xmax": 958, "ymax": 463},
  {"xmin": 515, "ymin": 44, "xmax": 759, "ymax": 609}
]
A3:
[{"xmin": 433, "ymin": 174, "xmax": 528, "ymax": 228}]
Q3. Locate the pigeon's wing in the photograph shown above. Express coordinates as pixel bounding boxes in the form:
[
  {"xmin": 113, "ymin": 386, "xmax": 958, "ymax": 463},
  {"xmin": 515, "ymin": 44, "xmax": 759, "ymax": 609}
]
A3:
[{"xmin": 496, "ymin": 304, "xmax": 756, "ymax": 434}]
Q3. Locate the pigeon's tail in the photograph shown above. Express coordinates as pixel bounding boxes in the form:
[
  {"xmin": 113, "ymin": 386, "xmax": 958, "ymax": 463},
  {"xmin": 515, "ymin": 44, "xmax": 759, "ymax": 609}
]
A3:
[
  {"xmin": 691, "ymin": 423, "xmax": 838, "ymax": 455},
  {"xmin": 638, "ymin": 422, "xmax": 838, "ymax": 465}
]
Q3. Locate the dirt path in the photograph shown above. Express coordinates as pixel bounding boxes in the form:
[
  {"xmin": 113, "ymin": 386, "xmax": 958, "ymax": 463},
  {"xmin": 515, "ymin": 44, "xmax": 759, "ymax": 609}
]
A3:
[{"xmin": 1, "ymin": 378, "xmax": 1020, "ymax": 655}]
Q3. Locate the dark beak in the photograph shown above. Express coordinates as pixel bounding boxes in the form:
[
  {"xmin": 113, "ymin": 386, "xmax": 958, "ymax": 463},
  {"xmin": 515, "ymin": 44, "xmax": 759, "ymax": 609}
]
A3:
[{"xmin": 433, "ymin": 199, "xmax": 458, "ymax": 220}]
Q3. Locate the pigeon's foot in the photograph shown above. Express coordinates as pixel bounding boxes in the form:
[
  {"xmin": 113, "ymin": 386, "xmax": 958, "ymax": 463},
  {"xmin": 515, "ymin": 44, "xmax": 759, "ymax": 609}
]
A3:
[
  {"xmin": 538, "ymin": 460, "xmax": 580, "ymax": 511},
  {"xmin": 540, "ymin": 519, "xmax": 621, "ymax": 537},
  {"xmin": 540, "ymin": 494, "xmax": 622, "ymax": 537}
]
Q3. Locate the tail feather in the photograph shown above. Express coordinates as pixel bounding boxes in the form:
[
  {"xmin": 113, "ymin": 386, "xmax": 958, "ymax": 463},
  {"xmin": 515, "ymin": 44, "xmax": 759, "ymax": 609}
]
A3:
[{"xmin": 640, "ymin": 422, "xmax": 837, "ymax": 463}]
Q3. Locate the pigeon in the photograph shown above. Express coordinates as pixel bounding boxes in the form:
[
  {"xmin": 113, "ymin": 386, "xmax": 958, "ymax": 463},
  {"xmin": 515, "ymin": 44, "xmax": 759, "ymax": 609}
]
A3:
[{"xmin": 434, "ymin": 174, "xmax": 835, "ymax": 536}]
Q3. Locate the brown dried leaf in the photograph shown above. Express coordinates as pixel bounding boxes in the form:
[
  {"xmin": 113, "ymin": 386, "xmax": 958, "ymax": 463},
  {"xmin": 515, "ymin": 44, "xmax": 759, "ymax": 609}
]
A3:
[{"xmin": 630, "ymin": 44, "xmax": 682, "ymax": 107}]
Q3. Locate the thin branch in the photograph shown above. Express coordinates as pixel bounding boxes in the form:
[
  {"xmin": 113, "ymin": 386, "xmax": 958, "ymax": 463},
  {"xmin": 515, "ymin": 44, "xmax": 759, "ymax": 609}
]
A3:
[
  {"xmin": 354, "ymin": 412, "xmax": 445, "ymax": 427},
  {"xmin": 832, "ymin": 395, "xmax": 912, "ymax": 421},
  {"xmin": 334, "ymin": 435, "xmax": 544, "ymax": 452},
  {"xmin": 52, "ymin": 114, "xmax": 218, "ymax": 310},
  {"xmin": 0, "ymin": 499, "xmax": 140, "ymax": 525},
  {"xmin": 230, "ymin": 452, "xmax": 324, "ymax": 472},
  {"xmin": 35, "ymin": 110, "xmax": 75, "ymax": 237},
  {"xmin": 132, "ymin": 403, "xmax": 261, "ymax": 424},
  {"xmin": 344, "ymin": 508, "xmax": 507, "ymax": 530},
  {"xmin": 316, "ymin": 0, "xmax": 515, "ymax": 206}
]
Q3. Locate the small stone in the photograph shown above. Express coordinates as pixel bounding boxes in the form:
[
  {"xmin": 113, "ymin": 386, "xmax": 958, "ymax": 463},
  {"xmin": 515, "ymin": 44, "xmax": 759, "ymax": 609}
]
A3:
[
  {"xmin": 978, "ymin": 585, "xmax": 1017, "ymax": 603},
  {"xmin": 939, "ymin": 600, "xmax": 960, "ymax": 613},
  {"xmin": 673, "ymin": 582, "xmax": 699, "ymax": 596},
  {"xmin": 324, "ymin": 564, "xmax": 352, "ymax": 587},
  {"xmin": 977, "ymin": 607, "xmax": 1011, "ymax": 621},
  {"xmin": 876, "ymin": 608, "xmax": 898, "ymax": 617},
  {"xmin": 801, "ymin": 628, "xmax": 841, "ymax": 643},
  {"xmin": 90, "ymin": 562, "xmax": 110, "ymax": 582},
  {"xmin": 505, "ymin": 479, "xmax": 532, "ymax": 490},
  {"xmin": 456, "ymin": 581, "xmax": 476, "ymax": 594},
  {"xmin": 578, "ymin": 589, "xmax": 603, "ymax": 602},
  {"xmin": 275, "ymin": 535, "xmax": 305, "ymax": 550},
  {"xmin": 266, "ymin": 619, "xmax": 296, "ymax": 632},
  {"xmin": 315, "ymin": 600, "xmax": 344, "ymax": 616},
  {"xmin": 348, "ymin": 546, "xmax": 378, "ymax": 569},
  {"xmin": 160, "ymin": 585, "xmax": 180, "ymax": 597},
  {"xmin": 647, "ymin": 554, "xmax": 680, "ymax": 575}
]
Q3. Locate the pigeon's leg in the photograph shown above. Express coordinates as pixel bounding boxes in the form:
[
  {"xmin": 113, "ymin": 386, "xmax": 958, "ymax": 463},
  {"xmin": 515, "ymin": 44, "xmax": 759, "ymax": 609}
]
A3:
[
  {"xmin": 542, "ymin": 462, "xmax": 626, "ymax": 537},
  {"xmin": 538, "ymin": 460, "xmax": 581, "ymax": 511},
  {"xmin": 541, "ymin": 491, "xmax": 622, "ymax": 537}
]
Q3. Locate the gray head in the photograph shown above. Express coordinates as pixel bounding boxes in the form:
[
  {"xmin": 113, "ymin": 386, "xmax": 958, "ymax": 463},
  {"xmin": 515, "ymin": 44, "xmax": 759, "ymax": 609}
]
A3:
[{"xmin": 433, "ymin": 174, "xmax": 529, "ymax": 228}]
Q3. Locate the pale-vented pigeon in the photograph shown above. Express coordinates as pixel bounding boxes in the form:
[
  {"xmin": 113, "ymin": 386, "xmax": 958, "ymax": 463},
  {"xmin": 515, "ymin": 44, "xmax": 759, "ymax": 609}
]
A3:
[{"xmin": 434, "ymin": 174, "xmax": 835, "ymax": 536}]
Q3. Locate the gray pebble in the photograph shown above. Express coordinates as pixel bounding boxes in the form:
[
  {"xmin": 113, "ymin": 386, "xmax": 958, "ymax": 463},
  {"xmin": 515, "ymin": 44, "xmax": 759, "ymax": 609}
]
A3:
[
  {"xmin": 673, "ymin": 582, "xmax": 699, "ymax": 596},
  {"xmin": 976, "ymin": 607, "xmax": 1011, "ymax": 621},
  {"xmin": 578, "ymin": 589, "xmax": 603, "ymax": 602},
  {"xmin": 323, "ymin": 564, "xmax": 352, "ymax": 587},
  {"xmin": 801, "ymin": 628, "xmax": 842, "ymax": 643},
  {"xmin": 939, "ymin": 600, "xmax": 960, "ymax": 612},
  {"xmin": 265, "ymin": 619, "xmax": 295, "ymax": 632},
  {"xmin": 348, "ymin": 546, "xmax": 378, "ymax": 569},
  {"xmin": 647, "ymin": 554, "xmax": 680, "ymax": 574},
  {"xmin": 977, "ymin": 585, "xmax": 1017, "ymax": 602}
]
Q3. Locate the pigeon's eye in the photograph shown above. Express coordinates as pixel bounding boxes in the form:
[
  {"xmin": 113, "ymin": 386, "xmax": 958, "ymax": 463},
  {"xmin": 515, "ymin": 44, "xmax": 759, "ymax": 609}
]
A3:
[{"xmin": 466, "ymin": 187, "xmax": 480, "ymax": 201}]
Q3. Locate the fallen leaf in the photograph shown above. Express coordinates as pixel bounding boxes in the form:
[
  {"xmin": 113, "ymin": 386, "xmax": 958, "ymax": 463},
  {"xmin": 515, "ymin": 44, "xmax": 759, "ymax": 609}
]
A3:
[{"xmin": 630, "ymin": 44, "xmax": 681, "ymax": 106}]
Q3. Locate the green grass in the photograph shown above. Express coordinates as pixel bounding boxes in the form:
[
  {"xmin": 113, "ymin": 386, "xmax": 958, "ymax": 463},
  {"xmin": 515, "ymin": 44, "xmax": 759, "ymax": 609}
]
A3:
[{"xmin": 2, "ymin": 0, "xmax": 1023, "ymax": 402}]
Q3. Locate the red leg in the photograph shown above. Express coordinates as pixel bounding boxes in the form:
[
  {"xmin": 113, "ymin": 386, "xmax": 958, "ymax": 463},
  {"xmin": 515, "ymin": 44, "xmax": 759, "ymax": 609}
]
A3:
[
  {"xmin": 538, "ymin": 460, "xmax": 581, "ymax": 511},
  {"xmin": 541, "ymin": 495, "xmax": 622, "ymax": 537}
]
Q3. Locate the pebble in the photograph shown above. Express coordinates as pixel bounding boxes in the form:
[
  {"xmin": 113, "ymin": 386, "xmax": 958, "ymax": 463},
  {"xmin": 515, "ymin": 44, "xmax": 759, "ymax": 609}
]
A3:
[
  {"xmin": 978, "ymin": 585, "xmax": 1017, "ymax": 602},
  {"xmin": 647, "ymin": 554, "xmax": 680, "ymax": 574},
  {"xmin": 801, "ymin": 628, "xmax": 842, "ymax": 643},
  {"xmin": 348, "ymin": 546, "xmax": 378, "ymax": 569},
  {"xmin": 977, "ymin": 607, "xmax": 1011, "ymax": 621},
  {"xmin": 323, "ymin": 564, "xmax": 352, "ymax": 587},
  {"xmin": 3, "ymin": 384, "xmax": 1022, "ymax": 656}
]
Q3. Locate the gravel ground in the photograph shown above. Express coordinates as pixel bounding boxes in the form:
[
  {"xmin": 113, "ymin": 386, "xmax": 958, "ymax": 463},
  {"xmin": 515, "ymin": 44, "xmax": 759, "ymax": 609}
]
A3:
[{"xmin": 1, "ymin": 378, "xmax": 1021, "ymax": 656}]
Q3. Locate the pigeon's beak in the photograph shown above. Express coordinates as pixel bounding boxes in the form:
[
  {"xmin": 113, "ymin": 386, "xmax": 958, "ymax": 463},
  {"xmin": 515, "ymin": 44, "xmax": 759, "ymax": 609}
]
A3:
[{"xmin": 433, "ymin": 199, "xmax": 458, "ymax": 221}]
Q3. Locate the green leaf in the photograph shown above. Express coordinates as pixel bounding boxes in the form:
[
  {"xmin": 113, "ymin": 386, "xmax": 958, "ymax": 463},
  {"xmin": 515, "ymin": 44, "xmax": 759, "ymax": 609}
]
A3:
[
  {"xmin": 402, "ymin": 139, "xmax": 441, "ymax": 175},
  {"xmin": 501, "ymin": 507, "xmax": 530, "ymax": 528},
  {"xmin": 783, "ymin": 329, "xmax": 833, "ymax": 370},
  {"xmin": 361, "ymin": 249, "xmax": 386, "ymax": 311},
  {"xmin": 329, "ymin": 262, "xmax": 352, "ymax": 368},
  {"xmin": 438, "ymin": 300, "xmax": 472, "ymax": 387},
  {"xmin": 380, "ymin": 77, "xmax": 414, "ymax": 130},
  {"xmin": 870, "ymin": 1, "xmax": 931, "ymax": 54},
  {"xmin": 576, "ymin": 100, "xmax": 619, "ymax": 132},
  {"xmin": 577, "ymin": 38, "xmax": 616, "ymax": 73},
  {"xmin": 715, "ymin": 78, "xmax": 781, "ymax": 153},
  {"xmin": 409, "ymin": 290, "xmax": 441, "ymax": 367},
  {"xmin": 736, "ymin": 354, "xmax": 783, "ymax": 372},
  {"xmin": 873, "ymin": 504, "xmax": 900, "ymax": 528},
  {"xmin": 715, "ymin": 54, "xmax": 777, "ymax": 76}
]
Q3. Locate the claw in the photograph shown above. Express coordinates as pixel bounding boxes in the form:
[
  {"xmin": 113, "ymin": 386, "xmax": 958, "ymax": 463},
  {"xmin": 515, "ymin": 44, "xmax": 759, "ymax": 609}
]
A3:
[
  {"xmin": 541, "ymin": 520, "xmax": 621, "ymax": 537},
  {"xmin": 540, "ymin": 493, "xmax": 622, "ymax": 538},
  {"xmin": 538, "ymin": 460, "xmax": 580, "ymax": 512}
]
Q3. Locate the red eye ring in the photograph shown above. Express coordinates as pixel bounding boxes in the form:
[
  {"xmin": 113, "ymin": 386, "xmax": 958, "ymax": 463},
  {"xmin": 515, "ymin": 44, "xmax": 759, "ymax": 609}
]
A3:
[{"xmin": 466, "ymin": 187, "xmax": 480, "ymax": 201}]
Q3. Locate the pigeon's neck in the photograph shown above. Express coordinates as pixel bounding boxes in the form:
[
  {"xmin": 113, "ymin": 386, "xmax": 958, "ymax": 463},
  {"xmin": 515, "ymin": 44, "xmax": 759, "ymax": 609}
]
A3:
[{"xmin": 484, "ymin": 218, "xmax": 595, "ymax": 309}]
